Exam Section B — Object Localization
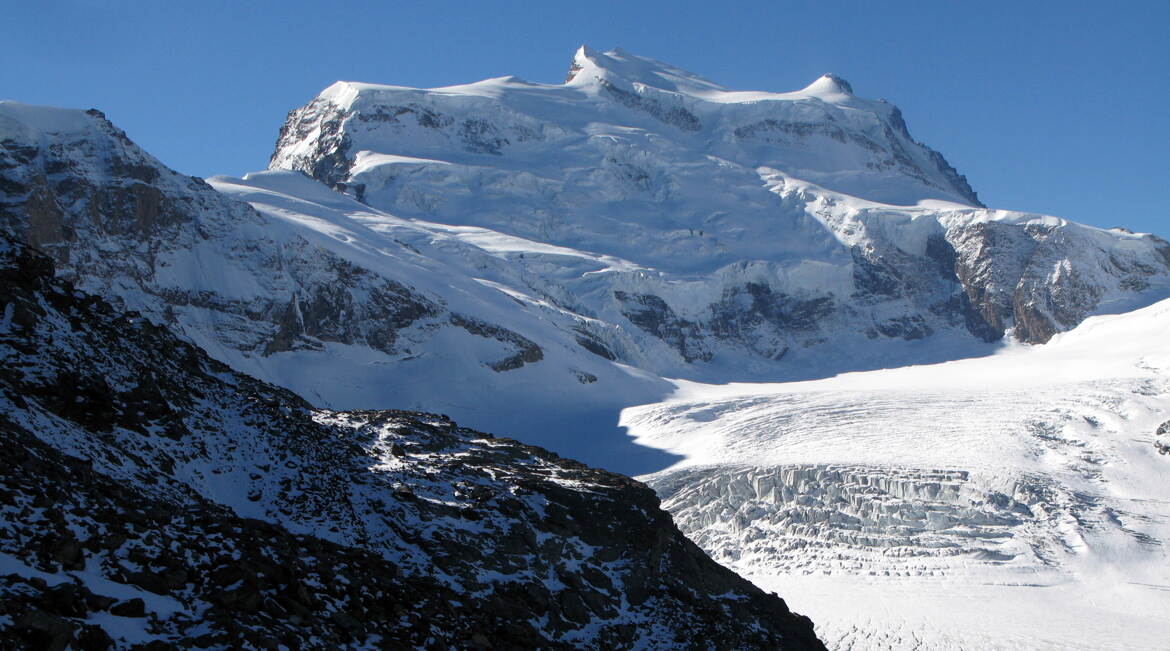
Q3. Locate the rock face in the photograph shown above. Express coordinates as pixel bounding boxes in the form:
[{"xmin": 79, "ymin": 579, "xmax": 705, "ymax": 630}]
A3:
[
  {"xmin": 0, "ymin": 235, "xmax": 825, "ymax": 649},
  {"xmin": 0, "ymin": 104, "xmax": 454, "ymax": 358}
]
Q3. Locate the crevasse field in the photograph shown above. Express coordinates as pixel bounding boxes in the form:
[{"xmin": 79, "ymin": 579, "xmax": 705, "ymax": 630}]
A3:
[{"xmin": 626, "ymin": 300, "xmax": 1170, "ymax": 649}]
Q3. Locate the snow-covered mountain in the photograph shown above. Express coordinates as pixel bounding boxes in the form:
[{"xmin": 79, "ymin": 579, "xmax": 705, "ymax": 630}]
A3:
[
  {"xmin": 263, "ymin": 47, "xmax": 1170, "ymax": 648},
  {"xmin": 272, "ymin": 46, "xmax": 983, "ymax": 212},
  {"xmin": 269, "ymin": 45, "xmax": 1170, "ymax": 358},
  {"xmin": 626, "ymin": 300, "xmax": 1170, "ymax": 649},
  {"xmin": 0, "ymin": 235, "xmax": 825, "ymax": 649}
]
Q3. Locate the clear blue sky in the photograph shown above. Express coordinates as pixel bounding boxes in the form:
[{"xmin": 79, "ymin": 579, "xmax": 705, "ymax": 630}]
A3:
[{"xmin": 4, "ymin": 0, "xmax": 1167, "ymax": 235}]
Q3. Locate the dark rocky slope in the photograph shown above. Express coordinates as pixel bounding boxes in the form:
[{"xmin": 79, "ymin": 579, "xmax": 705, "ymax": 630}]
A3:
[{"xmin": 0, "ymin": 236, "xmax": 824, "ymax": 648}]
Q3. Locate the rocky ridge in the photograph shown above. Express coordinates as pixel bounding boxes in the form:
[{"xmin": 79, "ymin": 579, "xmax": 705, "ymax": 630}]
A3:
[{"xmin": 0, "ymin": 235, "xmax": 825, "ymax": 648}]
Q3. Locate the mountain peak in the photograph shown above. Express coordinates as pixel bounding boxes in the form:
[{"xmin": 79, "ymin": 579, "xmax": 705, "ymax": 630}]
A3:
[
  {"xmin": 0, "ymin": 101, "xmax": 103, "ymax": 141},
  {"xmin": 565, "ymin": 46, "xmax": 726, "ymax": 93},
  {"xmin": 801, "ymin": 73, "xmax": 854, "ymax": 97}
]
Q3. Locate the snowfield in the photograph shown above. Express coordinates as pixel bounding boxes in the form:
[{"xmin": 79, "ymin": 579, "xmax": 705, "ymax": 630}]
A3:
[{"xmin": 628, "ymin": 300, "xmax": 1170, "ymax": 649}]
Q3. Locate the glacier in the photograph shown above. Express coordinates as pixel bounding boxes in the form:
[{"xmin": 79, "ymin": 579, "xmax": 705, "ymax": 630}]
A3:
[{"xmin": 627, "ymin": 299, "xmax": 1170, "ymax": 649}]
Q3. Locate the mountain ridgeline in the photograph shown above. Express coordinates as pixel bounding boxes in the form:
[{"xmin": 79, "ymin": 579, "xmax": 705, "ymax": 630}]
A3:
[{"xmin": 3, "ymin": 48, "xmax": 1168, "ymax": 456}]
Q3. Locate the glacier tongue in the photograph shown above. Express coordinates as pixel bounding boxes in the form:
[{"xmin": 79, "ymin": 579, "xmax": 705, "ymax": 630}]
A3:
[{"xmin": 630, "ymin": 299, "xmax": 1170, "ymax": 649}]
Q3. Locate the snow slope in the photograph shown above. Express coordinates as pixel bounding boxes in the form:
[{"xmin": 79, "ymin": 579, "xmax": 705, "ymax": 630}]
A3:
[
  {"xmin": 627, "ymin": 299, "xmax": 1170, "ymax": 649},
  {"xmin": 273, "ymin": 45, "xmax": 984, "ymax": 220}
]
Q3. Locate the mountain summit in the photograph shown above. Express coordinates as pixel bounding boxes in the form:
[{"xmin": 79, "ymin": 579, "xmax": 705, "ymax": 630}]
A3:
[
  {"xmin": 801, "ymin": 73, "xmax": 854, "ymax": 96},
  {"xmin": 274, "ymin": 46, "xmax": 982, "ymax": 208},
  {"xmin": 565, "ymin": 45, "xmax": 729, "ymax": 94}
]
